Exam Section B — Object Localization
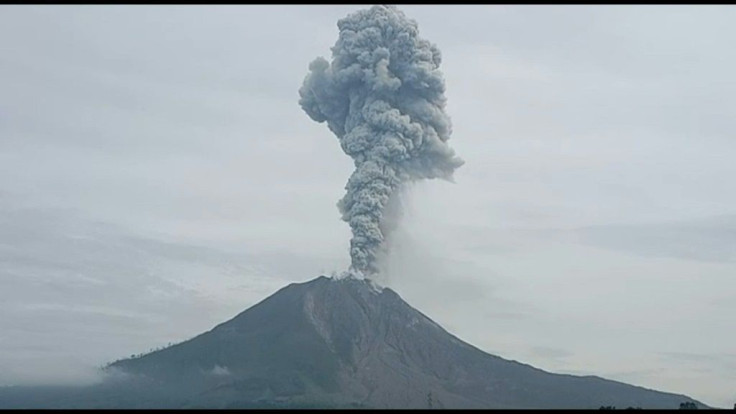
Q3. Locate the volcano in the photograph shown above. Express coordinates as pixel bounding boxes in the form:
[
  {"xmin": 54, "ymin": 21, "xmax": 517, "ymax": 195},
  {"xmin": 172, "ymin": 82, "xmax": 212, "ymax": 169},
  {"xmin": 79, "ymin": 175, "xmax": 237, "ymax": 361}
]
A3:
[{"xmin": 0, "ymin": 276, "xmax": 706, "ymax": 409}]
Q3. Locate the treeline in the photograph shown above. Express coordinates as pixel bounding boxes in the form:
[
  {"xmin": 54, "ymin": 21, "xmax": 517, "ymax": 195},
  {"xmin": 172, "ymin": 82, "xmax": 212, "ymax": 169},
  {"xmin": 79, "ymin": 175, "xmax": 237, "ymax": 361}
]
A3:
[
  {"xmin": 103, "ymin": 339, "xmax": 187, "ymax": 367},
  {"xmin": 600, "ymin": 401, "xmax": 735, "ymax": 410}
]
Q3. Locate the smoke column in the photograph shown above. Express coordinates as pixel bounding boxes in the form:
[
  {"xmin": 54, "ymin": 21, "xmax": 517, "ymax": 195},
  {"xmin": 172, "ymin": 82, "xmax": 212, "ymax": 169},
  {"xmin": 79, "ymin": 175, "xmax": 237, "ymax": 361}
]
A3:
[{"xmin": 299, "ymin": 5, "xmax": 463, "ymax": 277}]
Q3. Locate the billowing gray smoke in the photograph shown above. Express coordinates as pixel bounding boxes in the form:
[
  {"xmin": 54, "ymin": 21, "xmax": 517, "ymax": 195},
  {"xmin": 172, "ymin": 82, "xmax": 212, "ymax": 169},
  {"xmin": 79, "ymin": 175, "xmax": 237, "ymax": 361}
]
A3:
[{"xmin": 299, "ymin": 5, "xmax": 463, "ymax": 277}]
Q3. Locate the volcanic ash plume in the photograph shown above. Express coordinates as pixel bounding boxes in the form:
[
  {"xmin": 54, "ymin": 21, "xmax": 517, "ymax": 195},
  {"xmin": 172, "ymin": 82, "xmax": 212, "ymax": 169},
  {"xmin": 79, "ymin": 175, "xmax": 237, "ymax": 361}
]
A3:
[{"xmin": 299, "ymin": 5, "xmax": 463, "ymax": 277}]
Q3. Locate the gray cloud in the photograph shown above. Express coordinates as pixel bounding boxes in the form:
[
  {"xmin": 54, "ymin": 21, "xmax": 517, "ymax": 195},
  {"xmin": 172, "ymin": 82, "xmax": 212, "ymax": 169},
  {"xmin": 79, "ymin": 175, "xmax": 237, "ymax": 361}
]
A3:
[
  {"xmin": 0, "ymin": 203, "xmax": 328, "ymax": 386},
  {"xmin": 573, "ymin": 215, "xmax": 736, "ymax": 263},
  {"xmin": 1, "ymin": 4, "xmax": 735, "ymax": 409}
]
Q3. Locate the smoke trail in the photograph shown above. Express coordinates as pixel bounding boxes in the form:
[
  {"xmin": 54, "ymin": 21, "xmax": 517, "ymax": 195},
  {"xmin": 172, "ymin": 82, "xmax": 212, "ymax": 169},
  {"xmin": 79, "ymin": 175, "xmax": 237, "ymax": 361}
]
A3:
[{"xmin": 299, "ymin": 5, "xmax": 463, "ymax": 277}]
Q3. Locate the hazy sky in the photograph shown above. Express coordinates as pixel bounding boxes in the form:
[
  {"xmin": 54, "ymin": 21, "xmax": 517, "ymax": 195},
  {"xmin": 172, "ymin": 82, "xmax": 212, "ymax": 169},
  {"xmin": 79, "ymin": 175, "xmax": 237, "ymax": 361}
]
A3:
[{"xmin": 1, "ymin": 5, "xmax": 735, "ymax": 408}]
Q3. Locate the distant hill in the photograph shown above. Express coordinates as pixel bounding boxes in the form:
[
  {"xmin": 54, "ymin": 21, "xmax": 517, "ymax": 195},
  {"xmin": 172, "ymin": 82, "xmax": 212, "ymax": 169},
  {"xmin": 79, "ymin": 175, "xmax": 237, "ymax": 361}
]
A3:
[{"xmin": 0, "ymin": 276, "xmax": 708, "ymax": 408}]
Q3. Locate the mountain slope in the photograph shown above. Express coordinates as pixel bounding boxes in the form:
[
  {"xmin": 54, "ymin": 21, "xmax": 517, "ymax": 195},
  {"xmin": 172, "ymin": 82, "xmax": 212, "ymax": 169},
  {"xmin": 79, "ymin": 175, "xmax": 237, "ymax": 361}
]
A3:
[
  {"xmin": 0, "ymin": 276, "xmax": 707, "ymax": 408},
  {"xmin": 106, "ymin": 276, "xmax": 704, "ymax": 409}
]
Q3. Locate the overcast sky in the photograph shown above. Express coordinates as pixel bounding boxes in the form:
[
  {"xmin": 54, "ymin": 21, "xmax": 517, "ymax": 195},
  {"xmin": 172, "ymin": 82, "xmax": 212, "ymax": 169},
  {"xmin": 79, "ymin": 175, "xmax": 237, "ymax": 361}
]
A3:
[{"xmin": 1, "ymin": 5, "xmax": 735, "ymax": 408}]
